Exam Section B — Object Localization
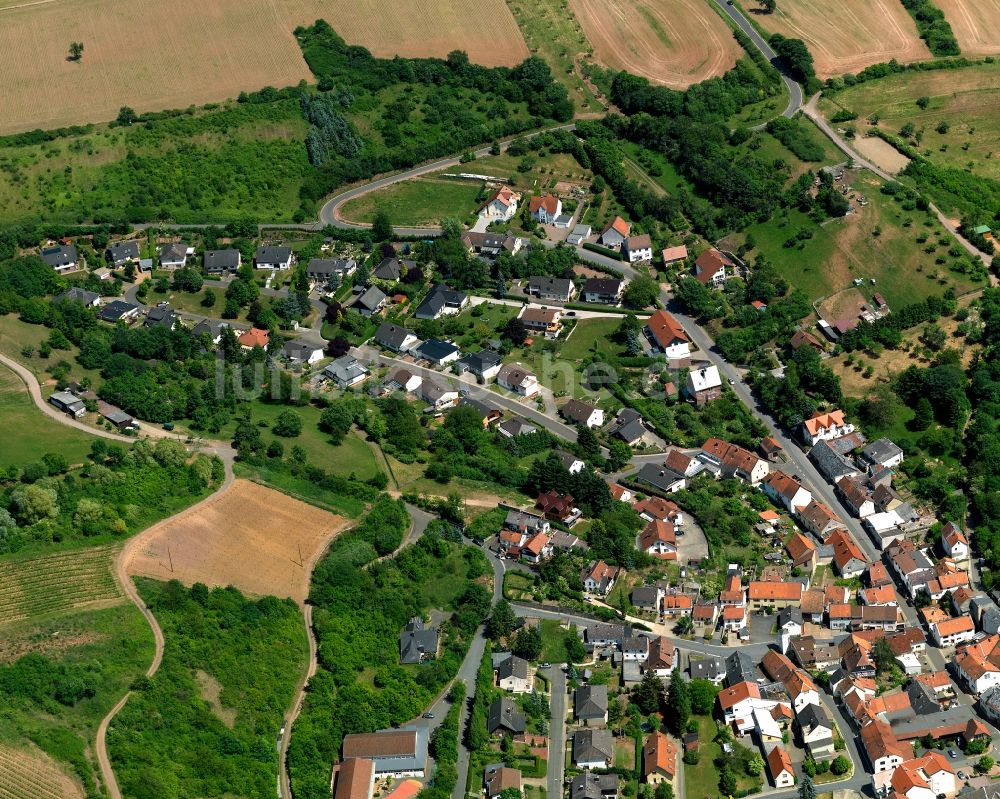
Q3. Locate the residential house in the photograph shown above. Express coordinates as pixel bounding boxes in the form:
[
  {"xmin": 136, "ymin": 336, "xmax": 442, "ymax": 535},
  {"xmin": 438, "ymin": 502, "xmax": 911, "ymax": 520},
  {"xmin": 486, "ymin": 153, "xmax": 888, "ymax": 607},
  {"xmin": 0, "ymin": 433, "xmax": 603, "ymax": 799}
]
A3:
[
  {"xmin": 419, "ymin": 380, "xmax": 459, "ymax": 409},
  {"xmin": 759, "ymin": 437, "xmax": 786, "ymax": 463},
  {"xmin": 955, "ymin": 635, "xmax": 1000, "ymax": 694},
  {"xmin": 829, "ymin": 531, "xmax": 868, "ymax": 578},
  {"xmin": 521, "ymin": 532, "xmax": 552, "ymax": 564},
  {"xmin": 383, "ymin": 368, "xmax": 422, "ymax": 394},
  {"xmin": 399, "ymin": 617, "xmax": 439, "ymax": 663},
  {"xmin": 720, "ymin": 444, "xmax": 769, "ymax": 485},
  {"xmin": 611, "ymin": 409, "xmax": 652, "ymax": 447},
  {"xmin": 644, "ymin": 637, "xmax": 677, "ymax": 677},
  {"xmin": 634, "ymin": 496, "xmax": 683, "ymax": 525},
  {"xmin": 282, "ymin": 340, "xmax": 324, "ymax": 365},
  {"xmin": 777, "ymin": 607, "xmax": 804, "ymax": 637},
  {"xmin": 661, "ymin": 245, "xmax": 688, "ymax": 266},
  {"xmin": 828, "ymin": 604, "xmax": 900, "ymax": 632},
  {"xmin": 41, "ymin": 244, "xmax": 78, "ymax": 272},
  {"xmin": 375, "ymin": 322, "xmax": 419, "ymax": 353},
  {"xmin": 488, "ymin": 697, "xmax": 526, "ymax": 736},
  {"xmin": 374, "ymin": 257, "xmax": 414, "ymax": 282},
  {"xmin": 581, "ymin": 561, "xmax": 621, "ymax": 596},
  {"xmin": 637, "ymin": 520, "xmax": 677, "ymax": 560},
  {"xmin": 635, "ymin": 463, "xmax": 687, "ymax": 495},
  {"xmin": 519, "ymin": 306, "xmax": 562, "ymax": 338},
  {"xmin": 788, "ymin": 635, "xmax": 839, "ymax": 671},
  {"xmin": 54, "ymin": 287, "xmax": 100, "ymax": 307},
  {"xmin": 861, "ymin": 720, "xmax": 910, "ymax": 773},
  {"xmin": 941, "ymin": 522, "xmax": 969, "ymax": 562},
  {"xmin": 254, "ymin": 246, "xmax": 293, "ymax": 269},
  {"xmin": 496, "ymin": 363, "xmax": 539, "ymax": 397},
  {"xmin": 716, "ymin": 680, "xmax": 763, "ymax": 732},
  {"xmin": 631, "ymin": 585, "xmax": 662, "ymax": 612},
  {"xmin": 191, "ymin": 318, "xmax": 229, "ymax": 346},
  {"xmin": 527, "ymin": 276, "xmax": 575, "ymax": 302},
  {"xmin": 238, "ymin": 327, "xmax": 270, "ymax": 351},
  {"xmin": 693, "ymin": 248, "xmax": 732, "ymax": 286},
  {"xmin": 414, "ymin": 285, "xmax": 469, "ymax": 319},
  {"xmin": 598, "ymin": 217, "xmax": 630, "ymax": 249},
  {"xmin": 836, "ymin": 475, "xmax": 877, "ymax": 518},
  {"xmin": 561, "ymin": 399, "xmax": 604, "ymax": 429},
  {"xmin": 107, "ymin": 240, "xmax": 140, "ymax": 266},
  {"xmin": 809, "ymin": 440, "xmax": 861, "ymax": 483},
  {"xmin": 536, "ymin": 491, "xmax": 578, "ymax": 524},
  {"xmin": 762, "ymin": 471, "xmax": 812, "ymax": 514},
  {"xmin": 570, "ymin": 772, "xmax": 618, "ymax": 799},
  {"xmin": 624, "ymin": 234, "xmax": 653, "ymax": 264},
  {"xmin": 203, "ymin": 248, "xmax": 240, "ymax": 274},
  {"xmin": 860, "ymin": 585, "xmax": 898, "ymax": 607},
  {"xmin": 355, "ymin": 286, "xmax": 387, "ymax": 318},
  {"xmin": 498, "ymin": 418, "xmax": 538, "ymax": 438},
  {"xmin": 688, "ymin": 655, "xmax": 725, "ymax": 684},
  {"xmin": 463, "ymin": 232, "xmax": 524, "ymax": 258},
  {"xmin": 801, "ymin": 410, "xmax": 855, "ymax": 445},
  {"xmin": 559, "ymin": 450, "xmax": 586, "ymax": 475},
  {"xmin": 503, "ymin": 509, "xmax": 550, "ymax": 538},
  {"xmin": 495, "ymin": 654, "xmax": 532, "ymax": 693},
  {"xmin": 862, "ymin": 438, "xmax": 904, "ymax": 471},
  {"xmin": 573, "ymin": 729, "xmax": 615, "ymax": 769},
  {"xmin": 766, "ymin": 747, "xmax": 795, "ymax": 789},
  {"xmin": 886, "ymin": 753, "xmax": 957, "ymax": 799},
  {"xmin": 580, "ymin": 278, "xmax": 625, "ymax": 305},
  {"xmin": 159, "ymin": 242, "xmax": 188, "ymax": 269},
  {"xmin": 642, "ymin": 731, "xmax": 677, "ymax": 784},
  {"xmin": 529, "ymin": 193, "xmax": 562, "ymax": 224},
  {"xmin": 685, "ymin": 366, "xmax": 722, "ymax": 406},
  {"xmin": 790, "ymin": 329, "xmax": 824, "ymax": 352},
  {"xmin": 415, "ymin": 338, "xmax": 460, "ymax": 367},
  {"xmin": 661, "ymin": 592, "xmax": 693, "ymax": 618},
  {"xmin": 931, "ymin": 616, "xmax": 975, "ymax": 648},
  {"xmin": 747, "ymin": 581, "xmax": 802, "ymax": 611},
  {"xmin": 799, "ymin": 501, "xmax": 846, "ymax": 540},
  {"xmin": 144, "ymin": 304, "xmax": 178, "ymax": 330},
  {"xmin": 324, "ymin": 355, "xmax": 370, "ymax": 388},
  {"xmin": 342, "ymin": 728, "xmax": 427, "ymax": 778},
  {"xmin": 725, "ymin": 651, "xmax": 757, "ymax": 687},
  {"xmin": 479, "ymin": 186, "xmax": 520, "ymax": 221},
  {"xmin": 307, "ymin": 257, "xmax": 356, "ymax": 284},
  {"xmin": 484, "ymin": 765, "xmax": 522, "ymax": 799},
  {"xmin": 459, "ymin": 397, "xmax": 503, "ymax": 428},
  {"xmin": 644, "ymin": 310, "xmax": 691, "ymax": 359},
  {"xmin": 692, "ymin": 604, "xmax": 720, "ymax": 635},
  {"xmin": 98, "ymin": 300, "xmax": 140, "ymax": 324},
  {"xmin": 799, "ymin": 590, "xmax": 826, "ymax": 625},
  {"xmin": 455, "ymin": 350, "xmax": 503, "ymax": 383},
  {"xmin": 575, "ymin": 684, "xmax": 609, "ymax": 723}
]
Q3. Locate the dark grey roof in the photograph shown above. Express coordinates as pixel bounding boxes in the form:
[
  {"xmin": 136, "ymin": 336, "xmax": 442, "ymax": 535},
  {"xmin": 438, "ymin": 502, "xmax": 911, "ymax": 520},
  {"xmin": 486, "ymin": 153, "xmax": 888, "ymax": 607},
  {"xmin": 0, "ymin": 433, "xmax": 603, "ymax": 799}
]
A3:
[
  {"xmin": 192, "ymin": 319, "xmax": 228, "ymax": 339},
  {"xmin": 375, "ymin": 322, "xmax": 415, "ymax": 350},
  {"xmin": 581, "ymin": 277, "xmax": 623, "ymax": 295},
  {"xmin": 457, "ymin": 349, "xmax": 502, "ymax": 374},
  {"xmin": 571, "ymin": 772, "xmax": 619, "ymax": 799},
  {"xmin": 777, "ymin": 606, "xmax": 803, "ymax": 628},
  {"xmin": 204, "ymin": 249, "xmax": 240, "ymax": 271},
  {"xmin": 107, "ymin": 240, "xmax": 140, "ymax": 263},
  {"xmin": 399, "ymin": 617, "xmax": 438, "ymax": 664},
  {"xmin": 558, "ymin": 450, "xmax": 583, "ymax": 470},
  {"xmin": 572, "ymin": 729, "xmax": 614, "ymax": 765},
  {"xmin": 528, "ymin": 276, "xmax": 573, "ymax": 296},
  {"xmin": 40, "ymin": 244, "xmax": 77, "ymax": 267},
  {"xmin": 374, "ymin": 257, "xmax": 414, "ymax": 281},
  {"xmin": 414, "ymin": 285, "xmax": 467, "ymax": 319},
  {"xmin": 459, "ymin": 397, "xmax": 500, "ymax": 420},
  {"xmin": 159, "ymin": 243, "xmax": 187, "ymax": 264},
  {"xmin": 487, "ymin": 697, "xmax": 526, "ymax": 734},
  {"xmin": 356, "ymin": 285, "xmax": 387, "ymax": 312},
  {"xmin": 615, "ymin": 419, "xmax": 647, "ymax": 444},
  {"xmin": 906, "ymin": 680, "xmax": 942, "ymax": 716},
  {"xmin": 862, "ymin": 438, "xmax": 903, "ymax": 465},
  {"xmin": 98, "ymin": 299, "xmax": 139, "ymax": 322},
  {"xmin": 725, "ymin": 651, "xmax": 757, "ymax": 687},
  {"xmin": 498, "ymin": 418, "xmax": 538, "ymax": 438},
  {"xmin": 796, "ymin": 702, "xmax": 832, "ymax": 735},
  {"xmin": 631, "ymin": 585, "xmax": 660, "ymax": 608},
  {"xmin": 416, "ymin": 338, "xmax": 459, "ymax": 363},
  {"xmin": 282, "ymin": 339, "xmax": 322, "ymax": 360},
  {"xmin": 809, "ymin": 440, "xmax": 860, "ymax": 482},
  {"xmin": 635, "ymin": 463, "xmax": 685, "ymax": 493},
  {"xmin": 575, "ymin": 685, "xmax": 608, "ymax": 720},
  {"xmin": 688, "ymin": 656, "xmax": 725, "ymax": 681},
  {"xmin": 255, "ymin": 246, "xmax": 292, "ymax": 264},
  {"xmin": 54, "ymin": 287, "xmax": 100, "ymax": 305},
  {"xmin": 144, "ymin": 305, "xmax": 177, "ymax": 328},
  {"xmin": 307, "ymin": 257, "xmax": 355, "ymax": 276},
  {"xmin": 584, "ymin": 623, "xmax": 631, "ymax": 645},
  {"xmin": 560, "ymin": 399, "xmax": 599, "ymax": 425},
  {"xmin": 495, "ymin": 654, "xmax": 529, "ymax": 681}
]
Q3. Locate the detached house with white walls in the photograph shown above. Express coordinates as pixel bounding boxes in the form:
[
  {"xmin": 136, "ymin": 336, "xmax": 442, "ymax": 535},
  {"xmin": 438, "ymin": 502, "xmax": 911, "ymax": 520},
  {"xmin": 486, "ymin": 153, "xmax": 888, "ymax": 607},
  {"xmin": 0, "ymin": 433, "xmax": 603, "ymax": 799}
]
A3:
[
  {"xmin": 479, "ymin": 186, "xmax": 520, "ymax": 222},
  {"xmin": 801, "ymin": 410, "xmax": 855, "ymax": 445}
]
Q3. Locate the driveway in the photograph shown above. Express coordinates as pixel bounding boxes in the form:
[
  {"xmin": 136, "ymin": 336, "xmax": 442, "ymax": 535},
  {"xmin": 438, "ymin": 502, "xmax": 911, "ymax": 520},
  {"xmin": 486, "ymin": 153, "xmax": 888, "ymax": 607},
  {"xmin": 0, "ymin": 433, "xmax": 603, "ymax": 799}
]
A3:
[{"xmin": 675, "ymin": 516, "xmax": 709, "ymax": 565}]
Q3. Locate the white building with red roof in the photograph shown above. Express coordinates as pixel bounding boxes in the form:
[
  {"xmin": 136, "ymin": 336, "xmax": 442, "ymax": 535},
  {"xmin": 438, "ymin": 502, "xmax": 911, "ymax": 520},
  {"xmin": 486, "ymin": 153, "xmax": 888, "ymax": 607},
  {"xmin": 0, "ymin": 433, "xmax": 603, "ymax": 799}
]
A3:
[
  {"xmin": 528, "ymin": 193, "xmax": 562, "ymax": 224},
  {"xmin": 479, "ymin": 186, "xmax": 521, "ymax": 221},
  {"xmin": 801, "ymin": 410, "xmax": 855, "ymax": 445}
]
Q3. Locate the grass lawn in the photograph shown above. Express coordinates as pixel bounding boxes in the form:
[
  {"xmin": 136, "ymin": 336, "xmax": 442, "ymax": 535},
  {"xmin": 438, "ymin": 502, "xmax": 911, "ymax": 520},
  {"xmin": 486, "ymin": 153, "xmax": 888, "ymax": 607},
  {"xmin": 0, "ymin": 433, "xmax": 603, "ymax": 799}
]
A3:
[
  {"xmin": 151, "ymin": 286, "xmax": 231, "ymax": 319},
  {"xmin": 539, "ymin": 618, "xmax": 569, "ymax": 663},
  {"xmin": 0, "ymin": 315, "xmax": 103, "ymax": 385},
  {"xmin": 619, "ymin": 142, "xmax": 694, "ymax": 196},
  {"xmin": 819, "ymin": 63, "xmax": 1000, "ymax": 181},
  {"xmin": 560, "ymin": 318, "xmax": 622, "ymax": 361},
  {"xmin": 339, "ymin": 176, "xmax": 483, "ymax": 227},
  {"xmin": 614, "ymin": 737, "xmax": 636, "ymax": 771},
  {"xmin": 738, "ymin": 172, "xmax": 986, "ymax": 306},
  {"xmin": 504, "ymin": 571, "xmax": 536, "ymax": 602},
  {"xmin": 0, "ymin": 362, "xmax": 94, "ymax": 469},
  {"xmin": 419, "ymin": 545, "xmax": 481, "ymax": 609},
  {"xmin": 439, "ymin": 303, "xmax": 519, "ymax": 349},
  {"xmin": 684, "ymin": 716, "xmax": 724, "ymax": 799},
  {"xmin": 443, "ymin": 150, "xmax": 594, "ymax": 194},
  {"xmin": 232, "ymin": 462, "xmax": 365, "ymax": 517}
]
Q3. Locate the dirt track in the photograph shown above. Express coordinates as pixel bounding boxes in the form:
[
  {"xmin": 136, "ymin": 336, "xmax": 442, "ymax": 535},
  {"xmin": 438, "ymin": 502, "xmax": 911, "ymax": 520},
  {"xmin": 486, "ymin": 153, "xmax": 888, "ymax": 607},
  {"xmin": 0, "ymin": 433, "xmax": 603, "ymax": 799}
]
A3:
[{"xmin": 569, "ymin": 0, "xmax": 740, "ymax": 88}]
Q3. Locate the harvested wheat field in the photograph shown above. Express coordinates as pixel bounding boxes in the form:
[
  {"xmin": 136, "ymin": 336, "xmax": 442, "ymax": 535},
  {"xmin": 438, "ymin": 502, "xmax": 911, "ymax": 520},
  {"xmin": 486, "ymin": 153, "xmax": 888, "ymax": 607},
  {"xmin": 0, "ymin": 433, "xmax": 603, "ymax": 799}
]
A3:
[
  {"xmin": 569, "ymin": 0, "xmax": 741, "ymax": 87},
  {"xmin": 936, "ymin": 0, "xmax": 1000, "ymax": 55},
  {"xmin": 0, "ymin": 0, "xmax": 527, "ymax": 135},
  {"xmin": 123, "ymin": 480, "xmax": 350, "ymax": 604},
  {"xmin": 753, "ymin": 0, "xmax": 931, "ymax": 77},
  {"xmin": 0, "ymin": 742, "xmax": 84, "ymax": 799}
]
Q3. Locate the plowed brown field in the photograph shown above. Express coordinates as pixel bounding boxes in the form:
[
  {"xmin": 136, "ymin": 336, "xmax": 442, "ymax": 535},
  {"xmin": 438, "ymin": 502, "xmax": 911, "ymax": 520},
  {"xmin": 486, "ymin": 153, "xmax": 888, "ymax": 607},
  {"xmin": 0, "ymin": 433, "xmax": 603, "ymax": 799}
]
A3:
[
  {"xmin": 752, "ymin": 0, "xmax": 931, "ymax": 77},
  {"xmin": 123, "ymin": 480, "xmax": 350, "ymax": 604},
  {"xmin": 569, "ymin": 0, "xmax": 741, "ymax": 88},
  {"xmin": 936, "ymin": 0, "xmax": 1000, "ymax": 55},
  {"xmin": 0, "ymin": 0, "xmax": 527, "ymax": 135}
]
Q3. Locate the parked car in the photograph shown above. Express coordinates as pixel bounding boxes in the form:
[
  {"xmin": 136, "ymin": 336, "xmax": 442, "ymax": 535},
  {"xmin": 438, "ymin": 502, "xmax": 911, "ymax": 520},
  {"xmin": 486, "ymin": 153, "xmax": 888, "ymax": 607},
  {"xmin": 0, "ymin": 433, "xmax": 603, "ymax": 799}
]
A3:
[
  {"xmin": 422, "ymin": 712, "xmax": 434, "ymax": 719},
  {"xmin": 948, "ymin": 749, "xmax": 958, "ymax": 759}
]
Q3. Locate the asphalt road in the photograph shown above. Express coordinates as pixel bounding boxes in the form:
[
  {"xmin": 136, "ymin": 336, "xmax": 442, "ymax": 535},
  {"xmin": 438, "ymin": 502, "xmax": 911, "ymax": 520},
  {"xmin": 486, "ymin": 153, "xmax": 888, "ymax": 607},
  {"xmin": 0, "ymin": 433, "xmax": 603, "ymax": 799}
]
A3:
[
  {"xmin": 708, "ymin": 0, "xmax": 803, "ymax": 121},
  {"xmin": 547, "ymin": 666, "xmax": 568, "ymax": 799},
  {"xmin": 319, "ymin": 124, "xmax": 577, "ymax": 235}
]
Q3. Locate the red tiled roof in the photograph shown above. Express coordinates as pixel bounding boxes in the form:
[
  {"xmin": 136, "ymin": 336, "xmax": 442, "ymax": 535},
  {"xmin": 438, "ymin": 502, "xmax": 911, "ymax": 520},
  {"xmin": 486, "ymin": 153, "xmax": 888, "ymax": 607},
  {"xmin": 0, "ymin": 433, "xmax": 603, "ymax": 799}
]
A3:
[
  {"xmin": 803, "ymin": 410, "xmax": 846, "ymax": 436},
  {"xmin": 645, "ymin": 310, "xmax": 689, "ymax": 349},
  {"xmin": 528, "ymin": 193, "xmax": 559, "ymax": 215},
  {"xmin": 748, "ymin": 582, "xmax": 802, "ymax": 601}
]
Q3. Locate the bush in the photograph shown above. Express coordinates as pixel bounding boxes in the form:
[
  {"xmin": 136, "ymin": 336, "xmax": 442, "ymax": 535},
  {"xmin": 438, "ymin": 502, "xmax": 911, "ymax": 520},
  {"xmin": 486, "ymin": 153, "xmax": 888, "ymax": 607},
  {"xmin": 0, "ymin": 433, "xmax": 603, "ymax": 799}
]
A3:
[{"xmin": 831, "ymin": 755, "xmax": 850, "ymax": 775}]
